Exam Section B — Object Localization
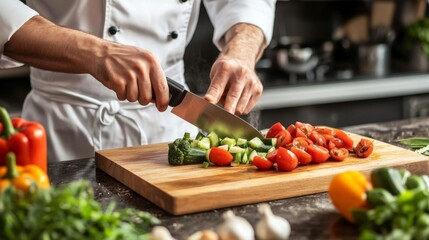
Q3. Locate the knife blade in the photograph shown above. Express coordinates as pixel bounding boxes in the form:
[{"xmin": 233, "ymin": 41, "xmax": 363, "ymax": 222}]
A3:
[{"xmin": 166, "ymin": 77, "xmax": 264, "ymax": 140}]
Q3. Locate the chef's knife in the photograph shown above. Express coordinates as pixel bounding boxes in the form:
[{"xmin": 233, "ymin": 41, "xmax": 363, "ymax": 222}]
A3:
[{"xmin": 165, "ymin": 77, "xmax": 264, "ymax": 140}]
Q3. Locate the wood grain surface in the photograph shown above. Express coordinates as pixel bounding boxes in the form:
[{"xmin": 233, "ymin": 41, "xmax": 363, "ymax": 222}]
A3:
[{"xmin": 95, "ymin": 132, "xmax": 429, "ymax": 215}]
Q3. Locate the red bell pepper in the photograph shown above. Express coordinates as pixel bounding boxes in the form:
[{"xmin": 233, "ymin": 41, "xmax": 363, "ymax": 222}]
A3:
[{"xmin": 0, "ymin": 107, "xmax": 47, "ymax": 173}]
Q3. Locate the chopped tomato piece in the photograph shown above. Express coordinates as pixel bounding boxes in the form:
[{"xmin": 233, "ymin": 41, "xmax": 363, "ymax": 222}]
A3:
[
  {"xmin": 322, "ymin": 134, "xmax": 335, "ymax": 142},
  {"xmin": 291, "ymin": 146, "xmax": 312, "ymax": 165},
  {"xmin": 334, "ymin": 129, "xmax": 354, "ymax": 151},
  {"xmin": 354, "ymin": 138, "xmax": 374, "ymax": 158},
  {"xmin": 295, "ymin": 128, "xmax": 309, "ymax": 138},
  {"xmin": 328, "ymin": 138, "xmax": 345, "ymax": 150},
  {"xmin": 295, "ymin": 121, "xmax": 314, "ymax": 137},
  {"xmin": 253, "ymin": 156, "xmax": 274, "ymax": 170},
  {"xmin": 276, "ymin": 147, "xmax": 298, "ymax": 171},
  {"xmin": 292, "ymin": 137, "xmax": 313, "ymax": 150},
  {"xmin": 266, "ymin": 122, "xmax": 285, "ymax": 138},
  {"xmin": 286, "ymin": 124, "xmax": 297, "ymax": 138},
  {"xmin": 275, "ymin": 130, "xmax": 292, "ymax": 148},
  {"xmin": 266, "ymin": 149, "xmax": 278, "ymax": 163},
  {"xmin": 306, "ymin": 144, "xmax": 330, "ymax": 163},
  {"xmin": 314, "ymin": 127, "xmax": 335, "ymax": 136},
  {"xmin": 329, "ymin": 148, "xmax": 349, "ymax": 161},
  {"xmin": 310, "ymin": 131, "xmax": 327, "ymax": 147}
]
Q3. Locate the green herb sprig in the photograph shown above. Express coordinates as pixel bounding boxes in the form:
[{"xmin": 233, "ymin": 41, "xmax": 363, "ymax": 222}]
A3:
[
  {"xmin": 0, "ymin": 180, "xmax": 160, "ymax": 240},
  {"xmin": 398, "ymin": 137, "xmax": 429, "ymax": 156}
]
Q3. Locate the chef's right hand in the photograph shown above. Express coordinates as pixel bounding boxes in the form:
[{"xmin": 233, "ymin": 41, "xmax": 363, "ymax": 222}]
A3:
[
  {"xmin": 92, "ymin": 42, "xmax": 169, "ymax": 112},
  {"xmin": 3, "ymin": 15, "xmax": 169, "ymax": 112}
]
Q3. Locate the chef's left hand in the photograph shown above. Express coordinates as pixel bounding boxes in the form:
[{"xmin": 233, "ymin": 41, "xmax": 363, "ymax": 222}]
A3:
[
  {"xmin": 205, "ymin": 56, "xmax": 263, "ymax": 115},
  {"xmin": 204, "ymin": 23, "xmax": 266, "ymax": 116}
]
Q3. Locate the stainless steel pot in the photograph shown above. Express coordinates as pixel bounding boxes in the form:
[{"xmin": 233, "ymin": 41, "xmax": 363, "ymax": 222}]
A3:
[{"xmin": 358, "ymin": 43, "xmax": 390, "ymax": 77}]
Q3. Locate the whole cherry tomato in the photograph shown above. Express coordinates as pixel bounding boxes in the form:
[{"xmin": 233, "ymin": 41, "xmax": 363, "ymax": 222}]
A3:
[
  {"xmin": 266, "ymin": 122, "xmax": 285, "ymax": 138},
  {"xmin": 306, "ymin": 144, "xmax": 330, "ymax": 163},
  {"xmin": 208, "ymin": 147, "xmax": 233, "ymax": 166},
  {"xmin": 291, "ymin": 146, "xmax": 312, "ymax": 165},
  {"xmin": 253, "ymin": 156, "xmax": 274, "ymax": 170},
  {"xmin": 329, "ymin": 148, "xmax": 349, "ymax": 161},
  {"xmin": 276, "ymin": 147, "xmax": 298, "ymax": 171},
  {"xmin": 354, "ymin": 138, "xmax": 374, "ymax": 158}
]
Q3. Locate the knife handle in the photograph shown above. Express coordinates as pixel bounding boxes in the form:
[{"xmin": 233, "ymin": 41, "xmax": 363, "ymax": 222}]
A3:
[{"xmin": 166, "ymin": 77, "xmax": 186, "ymax": 107}]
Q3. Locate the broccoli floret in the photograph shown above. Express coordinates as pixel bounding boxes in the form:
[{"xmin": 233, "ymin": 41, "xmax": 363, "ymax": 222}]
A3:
[{"xmin": 168, "ymin": 133, "xmax": 207, "ymax": 165}]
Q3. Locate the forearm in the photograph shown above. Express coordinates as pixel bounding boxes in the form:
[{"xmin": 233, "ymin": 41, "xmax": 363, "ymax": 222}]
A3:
[
  {"xmin": 4, "ymin": 15, "xmax": 170, "ymax": 109},
  {"xmin": 220, "ymin": 23, "xmax": 266, "ymax": 67},
  {"xmin": 3, "ymin": 15, "xmax": 105, "ymax": 75}
]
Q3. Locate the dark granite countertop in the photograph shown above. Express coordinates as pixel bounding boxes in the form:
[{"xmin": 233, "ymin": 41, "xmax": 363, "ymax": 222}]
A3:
[{"xmin": 47, "ymin": 117, "xmax": 429, "ymax": 240}]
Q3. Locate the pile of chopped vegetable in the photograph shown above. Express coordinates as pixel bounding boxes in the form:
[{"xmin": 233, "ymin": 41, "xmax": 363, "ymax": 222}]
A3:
[
  {"xmin": 168, "ymin": 131, "xmax": 276, "ymax": 168},
  {"xmin": 329, "ymin": 168, "xmax": 429, "ymax": 239},
  {"xmin": 0, "ymin": 180, "xmax": 160, "ymax": 240},
  {"xmin": 168, "ymin": 121, "xmax": 374, "ymax": 172}
]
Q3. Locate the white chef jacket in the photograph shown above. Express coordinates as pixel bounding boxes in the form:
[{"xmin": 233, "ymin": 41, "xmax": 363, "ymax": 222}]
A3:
[{"xmin": 0, "ymin": 0, "xmax": 276, "ymax": 162}]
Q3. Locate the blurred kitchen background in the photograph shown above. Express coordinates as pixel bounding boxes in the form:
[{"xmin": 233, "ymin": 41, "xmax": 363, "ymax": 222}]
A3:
[{"xmin": 2, "ymin": 0, "xmax": 429, "ymax": 130}]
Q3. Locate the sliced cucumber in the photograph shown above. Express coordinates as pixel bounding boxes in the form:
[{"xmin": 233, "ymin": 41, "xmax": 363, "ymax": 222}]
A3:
[
  {"xmin": 217, "ymin": 144, "xmax": 229, "ymax": 151},
  {"xmin": 255, "ymin": 144, "xmax": 274, "ymax": 153},
  {"xmin": 248, "ymin": 137, "xmax": 264, "ymax": 149},
  {"xmin": 248, "ymin": 149, "xmax": 258, "ymax": 162},
  {"xmin": 205, "ymin": 148, "xmax": 211, "ymax": 162},
  {"xmin": 195, "ymin": 132, "xmax": 205, "ymax": 140},
  {"xmin": 207, "ymin": 131, "xmax": 219, "ymax": 147},
  {"xmin": 262, "ymin": 137, "xmax": 277, "ymax": 146},
  {"xmin": 233, "ymin": 152, "xmax": 242, "ymax": 163},
  {"xmin": 191, "ymin": 139, "xmax": 199, "ymax": 148},
  {"xmin": 267, "ymin": 146, "xmax": 276, "ymax": 154},
  {"xmin": 241, "ymin": 152, "xmax": 249, "ymax": 164},
  {"xmin": 197, "ymin": 137, "xmax": 211, "ymax": 150},
  {"xmin": 236, "ymin": 138, "xmax": 248, "ymax": 147},
  {"xmin": 229, "ymin": 146, "xmax": 246, "ymax": 154},
  {"xmin": 221, "ymin": 137, "xmax": 237, "ymax": 147}
]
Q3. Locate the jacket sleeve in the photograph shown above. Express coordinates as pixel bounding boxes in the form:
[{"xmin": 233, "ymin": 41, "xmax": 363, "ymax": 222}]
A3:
[
  {"xmin": 0, "ymin": 0, "xmax": 39, "ymax": 68},
  {"xmin": 203, "ymin": 0, "xmax": 276, "ymax": 50}
]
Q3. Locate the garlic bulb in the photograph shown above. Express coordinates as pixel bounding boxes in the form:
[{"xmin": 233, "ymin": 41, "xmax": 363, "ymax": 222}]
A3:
[
  {"xmin": 216, "ymin": 210, "xmax": 255, "ymax": 240},
  {"xmin": 151, "ymin": 226, "xmax": 176, "ymax": 240},
  {"xmin": 255, "ymin": 203, "xmax": 290, "ymax": 240}
]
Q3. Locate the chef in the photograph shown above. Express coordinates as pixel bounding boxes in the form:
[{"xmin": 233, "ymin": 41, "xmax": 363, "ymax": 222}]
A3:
[{"xmin": 0, "ymin": 0, "xmax": 276, "ymax": 162}]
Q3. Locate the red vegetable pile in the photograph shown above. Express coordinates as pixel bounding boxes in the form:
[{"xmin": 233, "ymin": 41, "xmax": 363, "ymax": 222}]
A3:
[{"xmin": 253, "ymin": 121, "xmax": 374, "ymax": 172}]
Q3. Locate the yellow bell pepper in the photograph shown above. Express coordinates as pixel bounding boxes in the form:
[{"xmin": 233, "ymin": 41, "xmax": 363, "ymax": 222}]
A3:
[
  {"xmin": 328, "ymin": 170, "xmax": 372, "ymax": 223},
  {"xmin": 0, "ymin": 152, "xmax": 50, "ymax": 193}
]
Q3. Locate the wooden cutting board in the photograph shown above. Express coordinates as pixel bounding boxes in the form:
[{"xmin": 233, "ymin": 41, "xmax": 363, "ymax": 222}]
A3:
[{"xmin": 95, "ymin": 132, "xmax": 429, "ymax": 215}]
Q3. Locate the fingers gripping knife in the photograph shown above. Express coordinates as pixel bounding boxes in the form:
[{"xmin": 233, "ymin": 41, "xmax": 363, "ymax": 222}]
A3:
[{"xmin": 166, "ymin": 77, "xmax": 263, "ymax": 140}]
